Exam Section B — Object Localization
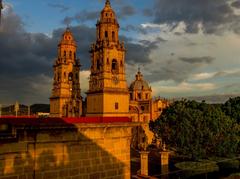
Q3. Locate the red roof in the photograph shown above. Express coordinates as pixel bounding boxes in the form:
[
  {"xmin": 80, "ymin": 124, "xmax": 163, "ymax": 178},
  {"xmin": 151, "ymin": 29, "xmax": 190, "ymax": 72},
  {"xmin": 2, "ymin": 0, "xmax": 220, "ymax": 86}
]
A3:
[{"xmin": 0, "ymin": 117, "xmax": 131, "ymax": 126}]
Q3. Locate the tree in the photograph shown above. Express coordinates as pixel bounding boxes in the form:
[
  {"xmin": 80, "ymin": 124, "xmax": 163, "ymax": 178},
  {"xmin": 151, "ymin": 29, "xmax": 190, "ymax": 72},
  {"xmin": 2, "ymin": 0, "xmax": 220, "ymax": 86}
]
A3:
[
  {"xmin": 222, "ymin": 97, "xmax": 240, "ymax": 123},
  {"xmin": 151, "ymin": 100, "xmax": 239, "ymax": 160}
]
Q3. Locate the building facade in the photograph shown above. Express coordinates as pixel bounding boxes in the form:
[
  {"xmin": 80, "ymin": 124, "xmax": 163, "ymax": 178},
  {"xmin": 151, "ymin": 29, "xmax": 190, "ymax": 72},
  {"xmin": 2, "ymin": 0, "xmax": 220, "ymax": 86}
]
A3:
[
  {"xmin": 49, "ymin": 0, "xmax": 169, "ymax": 144},
  {"xmin": 86, "ymin": 0, "xmax": 129, "ymax": 117},
  {"xmin": 50, "ymin": 28, "xmax": 82, "ymax": 117}
]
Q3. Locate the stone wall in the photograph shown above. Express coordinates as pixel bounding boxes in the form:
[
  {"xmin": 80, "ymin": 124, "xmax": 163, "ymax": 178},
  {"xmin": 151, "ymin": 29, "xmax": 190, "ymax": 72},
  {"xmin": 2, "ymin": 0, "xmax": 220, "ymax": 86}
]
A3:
[{"xmin": 0, "ymin": 118, "xmax": 135, "ymax": 179}]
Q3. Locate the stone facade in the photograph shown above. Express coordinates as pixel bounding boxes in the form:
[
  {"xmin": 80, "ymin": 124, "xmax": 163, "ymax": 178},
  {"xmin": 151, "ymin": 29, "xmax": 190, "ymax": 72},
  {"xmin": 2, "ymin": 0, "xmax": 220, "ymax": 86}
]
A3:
[
  {"xmin": 50, "ymin": 28, "xmax": 82, "ymax": 118},
  {"xmin": 0, "ymin": 118, "xmax": 135, "ymax": 179},
  {"xmin": 86, "ymin": 0, "xmax": 129, "ymax": 117}
]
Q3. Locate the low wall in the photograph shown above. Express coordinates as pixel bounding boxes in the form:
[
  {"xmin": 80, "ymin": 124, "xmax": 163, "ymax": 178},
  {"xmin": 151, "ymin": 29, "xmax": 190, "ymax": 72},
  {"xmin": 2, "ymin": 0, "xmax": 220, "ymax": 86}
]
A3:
[{"xmin": 0, "ymin": 118, "xmax": 136, "ymax": 179}]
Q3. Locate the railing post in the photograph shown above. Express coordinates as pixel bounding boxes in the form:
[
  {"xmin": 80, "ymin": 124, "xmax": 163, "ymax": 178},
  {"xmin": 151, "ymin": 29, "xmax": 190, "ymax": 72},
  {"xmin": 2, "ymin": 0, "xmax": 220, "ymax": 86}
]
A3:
[
  {"xmin": 160, "ymin": 143, "xmax": 170, "ymax": 175},
  {"xmin": 140, "ymin": 151, "xmax": 150, "ymax": 176}
]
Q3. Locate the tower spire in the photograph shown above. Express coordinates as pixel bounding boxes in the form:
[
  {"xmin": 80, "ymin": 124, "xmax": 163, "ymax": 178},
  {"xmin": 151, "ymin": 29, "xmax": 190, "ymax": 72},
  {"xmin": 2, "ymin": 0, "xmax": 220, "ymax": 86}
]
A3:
[{"xmin": 105, "ymin": 0, "xmax": 111, "ymax": 6}]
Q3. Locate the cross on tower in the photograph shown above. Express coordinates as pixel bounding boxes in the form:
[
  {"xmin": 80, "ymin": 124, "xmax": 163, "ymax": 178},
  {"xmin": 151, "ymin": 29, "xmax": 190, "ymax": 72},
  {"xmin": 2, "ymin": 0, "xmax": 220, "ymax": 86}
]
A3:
[{"xmin": 105, "ymin": 0, "xmax": 110, "ymax": 6}]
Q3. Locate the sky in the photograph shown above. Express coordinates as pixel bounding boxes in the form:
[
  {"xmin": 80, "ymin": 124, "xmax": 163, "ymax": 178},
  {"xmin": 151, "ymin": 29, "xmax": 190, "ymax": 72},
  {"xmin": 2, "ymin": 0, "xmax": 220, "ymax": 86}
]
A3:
[{"xmin": 1, "ymin": 0, "xmax": 240, "ymax": 105}]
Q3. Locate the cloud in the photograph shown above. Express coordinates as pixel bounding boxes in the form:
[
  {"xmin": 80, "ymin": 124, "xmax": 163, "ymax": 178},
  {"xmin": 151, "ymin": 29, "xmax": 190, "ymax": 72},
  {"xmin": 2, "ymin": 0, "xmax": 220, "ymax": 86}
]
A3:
[
  {"xmin": 62, "ymin": 10, "xmax": 99, "ymax": 25},
  {"xmin": 151, "ymin": 81, "xmax": 217, "ymax": 97},
  {"xmin": 122, "ymin": 24, "xmax": 147, "ymax": 34},
  {"xmin": 152, "ymin": 0, "xmax": 240, "ymax": 34},
  {"xmin": 0, "ymin": 6, "xmax": 160, "ymax": 104},
  {"xmin": 179, "ymin": 56, "xmax": 215, "ymax": 64},
  {"xmin": 80, "ymin": 70, "xmax": 90, "ymax": 95},
  {"xmin": 142, "ymin": 8, "xmax": 154, "ymax": 17},
  {"xmin": 232, "ymin": 1, "xmax": 240, "ymax": 8},
  {"xmin": 48, "ymin": 3, "xmax": 70, "ymax": 12},
  {"xmin": 118, "ymin": 5, "xmax": 136, "ymax": 19}
]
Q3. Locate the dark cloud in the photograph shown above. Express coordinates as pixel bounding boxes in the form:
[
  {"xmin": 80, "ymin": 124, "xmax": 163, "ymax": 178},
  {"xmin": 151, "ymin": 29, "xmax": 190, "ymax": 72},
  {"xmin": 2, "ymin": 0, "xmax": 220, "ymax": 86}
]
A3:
[
  {"xmin": 62, "ymin": 10, "xmax": 99, "ymax": 25},
  {"xmin": 122, "ymin": 24, "xmax": 147, "ymax": 34},
  {"xmin": 179, "ymin": 56, "xmax": 215, "ymax": 64},
  {"xmin": 232, "ymin": 1, "xmax": 240, "ymax": 8},
  {"xmin": 48, "ymin": 3, "xmax": 70, "ymax": 12},
  {"xmin": 152, "ymin": 0, "xmax": 240, "ymax": 34},
  {"xmin": 118, "ymin": 5, "xmax": 136, "ymax": 18},
  {"xmin": 0, "ymin": 7, "xmax": 157, "ymax": 104},
  {"xmin": 143, "ymin": 56, "xmax": 215, "ymax": 83},
  {"xmin": 142, "ymin": 8, "xmax": 153, "ymax": 17}
]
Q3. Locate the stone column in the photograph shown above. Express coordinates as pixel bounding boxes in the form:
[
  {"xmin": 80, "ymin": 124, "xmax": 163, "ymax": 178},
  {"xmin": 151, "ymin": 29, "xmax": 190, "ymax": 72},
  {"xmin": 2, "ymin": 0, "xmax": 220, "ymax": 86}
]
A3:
[
  {"xmin": 160, "ymin": 151, "xmax": 170, "ymax": 175},
  {"xmin": 140, "ymin": 151, "xmax": 149, "ymax": 176}
]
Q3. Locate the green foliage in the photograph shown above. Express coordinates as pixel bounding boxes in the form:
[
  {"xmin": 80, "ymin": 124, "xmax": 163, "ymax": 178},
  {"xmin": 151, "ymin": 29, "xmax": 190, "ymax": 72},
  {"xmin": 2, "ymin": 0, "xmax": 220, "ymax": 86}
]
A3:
[
  {"xmin": 222, "ymin": 97, "xmax": 240, "ymax": 123},
  {"xmin": 151, "ymin": 99, "xmax": 240, "ymax": 160}
]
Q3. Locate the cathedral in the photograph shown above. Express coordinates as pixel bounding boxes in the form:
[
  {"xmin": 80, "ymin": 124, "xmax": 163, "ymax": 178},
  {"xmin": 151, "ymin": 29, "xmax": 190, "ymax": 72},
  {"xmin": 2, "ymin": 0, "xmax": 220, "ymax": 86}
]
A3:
[{"xmin": 50, "ymin": 0, "xmax": 169, "ymax": 143}]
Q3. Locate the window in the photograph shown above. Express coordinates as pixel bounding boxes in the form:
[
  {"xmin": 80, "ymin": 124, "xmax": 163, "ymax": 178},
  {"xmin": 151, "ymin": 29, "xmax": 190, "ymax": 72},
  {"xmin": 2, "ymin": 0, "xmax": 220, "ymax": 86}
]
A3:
[
  {"xmin": 97, "ymin": 59, "xmax": 101, "ymax": 70},
  {"xmin": 58, "ymin": 73, "xmax": 61, "ymax": 81},
  {"xmin": 68, "ymin": 72, "xmax": 73, "ymax": 81},
  {"xmin": 138, "ymin": 93, "xmax": 141, "ymax": 100},
  {"xmin": 64, "ymin": 72, "xmax": 66, "ymax": 79},
  {"xmin": 69, "ymin": 51, "xmax": 72, "ymax": 58},
  {"xmin": 74, "ymin": 52, "xmax": 76, "ymax": 59},
  {"xmin": 105, "ymin": 31, "xmax": 108, "ymax": 38},
  {"xmin": 130, "ymin": 93, "xmax": 133, "ymax": 100},
  {"xmin": 112, "ymin": 59, "xmax": 118, "ymax": 72},
  {"xmin": 145, "ymin": 94, "xmax": 148, "ymax": 99},
  {"xmin": 112, "ymin": 31, "xmax": 115, "ymax": 41},
  {"xmin": 64, "ymin": 51, "xmax": 66, "ymax": 57},
  {"xmin": 75, "ymin": 73, "xmax": 78, "ymax": 80},
  {"xmin": 115, "ymin": 103, "xmax": 119, "ymax": 110},
  {"xmin": 141, "ymin": 106, "xmax": 145, "ymax": 111}
]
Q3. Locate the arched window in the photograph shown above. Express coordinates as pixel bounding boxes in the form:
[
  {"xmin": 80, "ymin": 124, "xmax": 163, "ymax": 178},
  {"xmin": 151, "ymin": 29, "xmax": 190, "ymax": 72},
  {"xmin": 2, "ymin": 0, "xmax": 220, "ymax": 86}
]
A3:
[
  {"xmin": 58, "ymin": 73, "xmax": 61, "ymax": 81},
  {"xmin": 145, "ymin": 94, "xmax": 149, "ymax": 99},
  {"xmin": 105, "ymin": 31, "xmax": 108, "ymax": 38},
  {"xmin": 69, "ymin": 51, "xmax": 72, "ymax": 58},
  {"xmin": 68, "ymin": 72, "xmax": 73, "ymax": 81},
  {"xmin": 97, "ymin": 59, "xmax": 101, "ymax": 70},
  {"xmin": 130, "ymin": 93, "xmax": 133, "ymax": 100},
  {"xmin": 112, "ymin": 31, "xmax": 115, "ymax": 41},
  {"xmin": 64, "ymin": 72, "xmax": 66, "ymax": 79},
  {"xmin": 112, "ymin": 59, "xmax": 118, "ymax": 72},
  {"xmin": 138, "ymin": 93, "xmax": 141, "ymax": 100},
  {"xmin": 64, "ymin": 51, "xmax": 66, "ymax": 57}
]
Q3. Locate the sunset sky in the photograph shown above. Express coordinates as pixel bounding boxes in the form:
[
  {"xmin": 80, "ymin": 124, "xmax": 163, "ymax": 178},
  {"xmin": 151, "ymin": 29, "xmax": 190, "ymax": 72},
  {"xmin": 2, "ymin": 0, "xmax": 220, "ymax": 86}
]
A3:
[{"xmin": 1, "ymin": 0, "xmax": 240, "ymax": 104}]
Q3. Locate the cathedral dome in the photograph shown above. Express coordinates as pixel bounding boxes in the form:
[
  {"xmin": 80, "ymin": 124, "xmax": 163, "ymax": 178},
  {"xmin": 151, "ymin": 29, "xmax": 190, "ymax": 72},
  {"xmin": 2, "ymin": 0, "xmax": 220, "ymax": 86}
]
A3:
[{"xmin": 129, "ymin": 70, "xmax": 151, "ymax": 91}]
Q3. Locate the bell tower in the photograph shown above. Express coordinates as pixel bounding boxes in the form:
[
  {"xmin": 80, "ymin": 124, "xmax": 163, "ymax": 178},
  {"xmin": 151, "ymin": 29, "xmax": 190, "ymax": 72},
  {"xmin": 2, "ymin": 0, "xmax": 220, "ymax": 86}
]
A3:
[
  {"xmin": 86, "ymin": 0, "xmax": 129, "ymax": 117},
  {"xmin": 50, "ymin": 28, "xmax": 82, "ymax": 117}
]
